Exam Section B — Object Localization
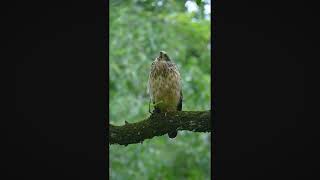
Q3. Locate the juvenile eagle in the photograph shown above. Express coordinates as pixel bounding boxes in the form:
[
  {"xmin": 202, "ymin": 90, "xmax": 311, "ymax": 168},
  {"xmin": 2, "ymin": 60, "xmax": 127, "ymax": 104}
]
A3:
[{"xmin": 148, "ymin": 51, "xmax": 183, "ymax": 138}]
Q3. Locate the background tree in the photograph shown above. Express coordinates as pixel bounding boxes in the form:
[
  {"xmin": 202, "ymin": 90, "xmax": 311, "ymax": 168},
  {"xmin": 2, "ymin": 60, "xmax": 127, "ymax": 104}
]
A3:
[{"xmin": 109, "ymin": 0, "xmax": 211, "ymax": 179}]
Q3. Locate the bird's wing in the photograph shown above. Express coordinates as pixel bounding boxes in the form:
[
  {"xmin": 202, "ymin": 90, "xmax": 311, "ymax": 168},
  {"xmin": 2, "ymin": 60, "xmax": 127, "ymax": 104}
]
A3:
[
  {"xmin": 168, "ymin": 61, "xmax": 183, "ymax": 111},
  {"xmin": 177, "ymin": 90, "xmax": 183, "ymax": 111}
]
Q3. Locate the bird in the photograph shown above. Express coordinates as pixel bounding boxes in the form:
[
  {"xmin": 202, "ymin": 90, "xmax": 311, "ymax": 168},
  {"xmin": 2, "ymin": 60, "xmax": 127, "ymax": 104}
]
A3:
[{"xmin": 147, "ymin": 51, "xmax": 183, "ymax": 138}]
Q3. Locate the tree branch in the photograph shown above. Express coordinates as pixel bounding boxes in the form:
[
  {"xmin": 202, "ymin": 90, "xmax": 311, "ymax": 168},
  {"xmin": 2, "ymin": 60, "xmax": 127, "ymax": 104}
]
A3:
[{"xmin": 109, "ymin": 110, "xmax": 211, "ymax": 146}]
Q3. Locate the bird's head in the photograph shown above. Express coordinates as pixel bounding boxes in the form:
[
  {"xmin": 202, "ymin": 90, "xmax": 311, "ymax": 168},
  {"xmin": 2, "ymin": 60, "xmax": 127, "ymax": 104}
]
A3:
[
  {"xmin": 151, "ymin": 51, "xmax": 173, "ymax": 77},
  {"xmin": 156, "ymin": 51, "xmax": 171, "ymax": 62}
]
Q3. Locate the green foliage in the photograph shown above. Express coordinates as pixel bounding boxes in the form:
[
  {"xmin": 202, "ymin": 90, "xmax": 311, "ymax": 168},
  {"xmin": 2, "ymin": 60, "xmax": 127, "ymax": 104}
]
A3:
[{"xmin": 109, "ymin": 0, "xmax": 211, "ymax": 179}]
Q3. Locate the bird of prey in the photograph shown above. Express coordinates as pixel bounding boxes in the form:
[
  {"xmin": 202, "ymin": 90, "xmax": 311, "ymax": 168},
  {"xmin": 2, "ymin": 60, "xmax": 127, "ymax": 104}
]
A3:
[{"xmin": 148, "ymin": 51, "xmax": 183, "ymax": 138}]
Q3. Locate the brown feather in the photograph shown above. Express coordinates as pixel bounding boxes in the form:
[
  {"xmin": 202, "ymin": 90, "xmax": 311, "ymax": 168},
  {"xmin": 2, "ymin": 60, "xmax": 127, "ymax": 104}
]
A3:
[{"xmin": 148, "ymin": 51, "xmax": 182, "ymax": 138}]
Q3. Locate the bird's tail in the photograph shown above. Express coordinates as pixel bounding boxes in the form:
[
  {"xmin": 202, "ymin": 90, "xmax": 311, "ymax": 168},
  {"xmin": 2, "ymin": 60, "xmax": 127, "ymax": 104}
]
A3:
[{"xmin": 168, "ymin": 131, "xmax": 178, "ymax": 138}]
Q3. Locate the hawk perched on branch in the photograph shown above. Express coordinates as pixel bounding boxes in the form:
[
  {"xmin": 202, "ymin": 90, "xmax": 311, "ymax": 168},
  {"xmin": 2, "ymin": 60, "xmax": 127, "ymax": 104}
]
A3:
[{"xmin": 148, "ymin": 51, "xmax": 183, "ymax": 138}]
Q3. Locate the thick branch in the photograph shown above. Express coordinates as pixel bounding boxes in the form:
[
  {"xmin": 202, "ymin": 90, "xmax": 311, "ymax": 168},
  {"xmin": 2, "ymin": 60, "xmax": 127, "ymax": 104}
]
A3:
[{"xmin": 109, "ymin": 110, "xmax": 211, "ymax": 146}]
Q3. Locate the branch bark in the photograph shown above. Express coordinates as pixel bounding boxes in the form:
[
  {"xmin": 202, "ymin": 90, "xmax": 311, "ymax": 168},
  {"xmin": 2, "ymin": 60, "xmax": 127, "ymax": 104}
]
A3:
[{"xmin": 109, "ymin": 110, "xmax": 211, "ymax": 146}]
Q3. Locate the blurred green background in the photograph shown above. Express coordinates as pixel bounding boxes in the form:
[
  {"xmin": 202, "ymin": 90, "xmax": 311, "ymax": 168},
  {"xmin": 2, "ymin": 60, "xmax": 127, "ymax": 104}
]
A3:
[{"xmin": 109, "ymin": 0, "xmax": 211, "ymax": 179}]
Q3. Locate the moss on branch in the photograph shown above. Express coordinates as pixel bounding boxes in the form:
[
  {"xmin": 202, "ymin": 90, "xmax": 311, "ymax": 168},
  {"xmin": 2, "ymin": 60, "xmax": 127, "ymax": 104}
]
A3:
[{"xmin": 109, "ymin": 111, "xmax": 211, "ymax": 146}]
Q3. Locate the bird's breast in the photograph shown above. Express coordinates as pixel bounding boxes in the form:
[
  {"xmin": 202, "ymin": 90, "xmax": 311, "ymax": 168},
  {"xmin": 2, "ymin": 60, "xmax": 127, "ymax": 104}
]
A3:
[{"xmin": 149, "ymin": 69, "xmax": 181, "ymax": 112}]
